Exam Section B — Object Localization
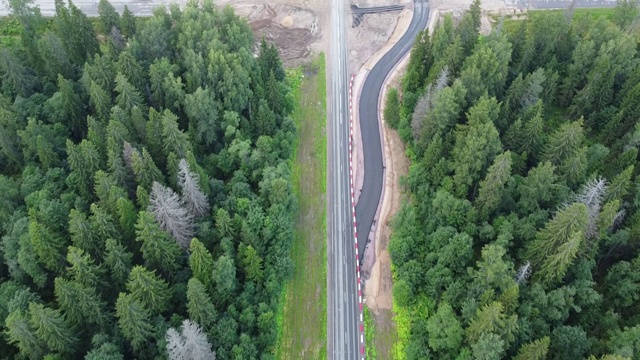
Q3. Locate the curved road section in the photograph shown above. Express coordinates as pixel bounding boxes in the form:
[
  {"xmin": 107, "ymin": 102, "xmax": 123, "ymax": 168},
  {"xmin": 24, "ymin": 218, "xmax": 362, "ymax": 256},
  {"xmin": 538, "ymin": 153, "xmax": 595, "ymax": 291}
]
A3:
[{"xmin": 356, "ymin": 0, "xmax": 429, "ymax": 260}]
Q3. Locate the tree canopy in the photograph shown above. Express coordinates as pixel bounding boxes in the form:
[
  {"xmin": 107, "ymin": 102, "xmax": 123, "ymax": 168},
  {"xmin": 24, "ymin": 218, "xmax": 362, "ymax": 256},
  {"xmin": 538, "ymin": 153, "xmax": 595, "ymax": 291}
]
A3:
[
  {"xmin": 0, "ymin": 1, "xmax": 296, "ymax": 358},
  {"xmin": 391, "ymin": 1, "xmax": 640, "ymax": 359}
]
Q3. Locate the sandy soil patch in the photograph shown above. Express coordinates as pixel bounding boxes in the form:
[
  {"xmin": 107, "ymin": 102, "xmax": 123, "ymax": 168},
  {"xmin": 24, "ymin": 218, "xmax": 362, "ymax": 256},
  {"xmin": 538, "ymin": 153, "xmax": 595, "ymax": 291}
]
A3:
[
  {"xmin": 216, "ymin": 1, "xmax": 323, "ymax": 65},
  {"xmin": 362, "ymin": 54, "xmax": 410, "ymax": 359},
  {"xmin": 217, "ymin": 0, "xmax": 409, "ymax": 69}
]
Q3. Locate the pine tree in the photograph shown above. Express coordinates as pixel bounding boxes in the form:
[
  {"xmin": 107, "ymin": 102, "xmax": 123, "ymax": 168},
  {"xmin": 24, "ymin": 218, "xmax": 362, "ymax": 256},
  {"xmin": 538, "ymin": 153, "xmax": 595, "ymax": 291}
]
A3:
[
  {"xmin": 537, "ymin": 231, "xmax": 583, "ymax": 285},
  {"xmin": 213, "ymin": 255, "xmax": 237, "ymax": 300},
  {"xmin": 104, "ymin": 238, "xmax": 133, "ymax": 285},
  {"xmin": 475, "ymin": 151, "xmax": 512, "ymax": 219},
  {"xmin": 5, "ymin": 310, "xmax": 46, "ymax": 359},
  {"xmin": 135, "ymin": 210, "xmax": 182, "ymax": 273},
  {"xmin": 472, "ymin": 333, "xmax": 505, "ymax": 360},
  {"xmin": 606, "ymin": 165, "xmax": 634, "ymax": 202},
  {"xmin": 54, "ymin": 277, "xmax": 106, "ymax": 326},
  {"xmin": 526, "ymin": 203, "xmax": 588, "ymax": 282},
  {"xmin": 68, "ymin": 209, "xmax": 99, "ymax": 257},
  {"xmin": 560, "ymin": 146, "xmax": 588, "ymax": 188},
  {"xmin": 29, "ymin": 220, "xmax": 65, "ymax": 272},
  {"xmin": 162, "ymin": 109, "xmax": 191, "ymax": 158},
  {"xmin": 29, "ymin": 302, "xmax": 78, "ymax": 353},
  {"xmin": 517, "ymin": 162, "xmax": 559, "ymax": 212},
  {"xmin": 37, "ymin": 31, "xmax": 72, "ymax": 81},
  {"xmin": 89, "ymin": 203, "xmax": 120, "ymax": 246},
  {"xmin": 452, "ymin": 103, "xmax": 503, "ymax": 197},
  {"xmin": 66, "ymin": 246, "xmax": 106, "ymax": 289},
  {"xmin": 68, "ymin": 0, "xmax": 99, "ymax": 65},
  {"xmin": 131, "ymin": 147, "xmax": 164, "ymax": 189},
  {"xmin": 120, "ymin": 5, "xmax": 136, "ymax": 38},
  {"xmin": 149, "ymin": 181, "xmax": 194, "ymax": 248},
  {"xmin": 543, "ymin": 118, "xmax": 585, "ymax": 165},
  {"xmin": 98, "ymin": 0, "xmax": 120, "ymax": 34},
  {"xmin": 145, "ymin": 108, "xmax": 165, "ymax": 163},
  {"xmin": 184, "ymin": 86, "xmax": 219, "ymax": 147},
  {"xmin": 384, "ymin": 88, "xmax": 401, "ymax": 129},
  {"xmin": 87, "ymin": 116, "xmax": 107, "ymax": 160},
  {"xmin": 115, "ymin": 73, "xmax": 144, "ymax": 112},
  {"xmin": 466, "ymin": 301, "xmax": 518, "ymax": 345},
  {"xmin": 126, "ymin": 265, "xmax": 172, "ymax": 314},
  {"xmin": 117, "ymin": 51, "xmax": 145, "ymax": 93},
  {"xmin": 130, "ymin": 106, "xmax": 147, "ymax": 143},
  {"xmin": 178, "ymin": 159, "xmax": 210, "ymax": 218},
  {"xmin": 57, "ymin": 74, "xmax": 86, "ymax": 138},
  {"xmin": 166, "ymin": 319, "xmax": 216, "ymax": 360},
  {"xmin": 115, "ymin": 197, "xmax": 137, "ymax": 242},
  {"xmin": 215, "ymin": 208, "xmax": 235, "ymax": 238},
  {"xmin": 186, "ymin": 278, "xmax": 217, "ymax": 330},
  {"xmin": 115, "ymin": 292, "xmax": 154, "ymax": 351},
  {"xmin": 89, "ymin": 80, "xmax": 111, "ymax": 121},
  {"xmin": 189, "ymin": 238, "xmax": 214, "ymax": 286},
  {"xmin": 242, "ymin": 245, "xmax": 264, "ymax": 282},
  {"xmin": 426, "ymin": 302, "xmax": 463, "ymax": 353}
]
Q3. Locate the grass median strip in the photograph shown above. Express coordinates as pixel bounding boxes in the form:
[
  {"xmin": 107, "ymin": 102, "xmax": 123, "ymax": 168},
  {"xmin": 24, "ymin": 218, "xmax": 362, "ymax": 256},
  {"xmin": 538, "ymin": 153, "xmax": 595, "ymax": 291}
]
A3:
[{"xmin": 276, "ymin": 53, "xmax": 327, "ymax": 360}]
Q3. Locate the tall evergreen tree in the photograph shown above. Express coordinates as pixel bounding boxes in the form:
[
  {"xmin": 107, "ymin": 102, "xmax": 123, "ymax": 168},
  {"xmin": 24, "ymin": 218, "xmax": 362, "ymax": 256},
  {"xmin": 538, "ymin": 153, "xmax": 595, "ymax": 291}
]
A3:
[
  {"xmin": 134, "ymin": 210, "xmax": 182, "ymax": 273},
  {"xmin": 28, "ymin": 302, "xmax": 78, "ymax": 353},
  {"xmin": 120, "ymin": 5, "xmax": 136, "ymax": 38},
  {"xmin": 186, "ymin": 278, "xmax": 217, "ymax": 330},
  {"xmin": 126, "ymin": 265, "xmax": 172, "ymax": 314},
  {"xmin": 98, "ymin": 0, "xmax": 120, "ymax": 34},
  {"xmin": 115, "ymin": 292, "xmax": 154, "ymax": 351}
]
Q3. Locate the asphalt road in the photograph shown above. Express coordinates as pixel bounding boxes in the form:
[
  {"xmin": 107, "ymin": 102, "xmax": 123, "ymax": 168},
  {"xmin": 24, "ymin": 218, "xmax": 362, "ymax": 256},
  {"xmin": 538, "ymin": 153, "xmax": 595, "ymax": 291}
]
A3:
[
  {"xmin": 0, "ymin": 0, "xmax": 183, "ymax": 16},
  {"xmin": 327, "ymin": 0, "xmax": 362, "ymax": 357},
  {"xmin": 355, "ymin": 0, "xmax": 429, "ymax": 260}
]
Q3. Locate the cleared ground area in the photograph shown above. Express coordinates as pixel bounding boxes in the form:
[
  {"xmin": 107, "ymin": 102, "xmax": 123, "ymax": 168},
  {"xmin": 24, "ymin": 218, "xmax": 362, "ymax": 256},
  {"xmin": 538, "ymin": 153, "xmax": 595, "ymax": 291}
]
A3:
[{"xmin": 277, "ymin": 55, "xmax": 328, "ymax": 360}]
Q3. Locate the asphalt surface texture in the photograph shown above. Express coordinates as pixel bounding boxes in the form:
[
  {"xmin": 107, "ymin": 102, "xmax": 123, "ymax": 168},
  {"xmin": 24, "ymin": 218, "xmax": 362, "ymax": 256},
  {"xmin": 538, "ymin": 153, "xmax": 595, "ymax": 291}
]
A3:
[
  {"xmin": 327, "ymin": 0, "xmax": 362, "ymax": 357},
  {"xmin": 355, "ymin": 0, "xmax": 429, "ymax": 262}
]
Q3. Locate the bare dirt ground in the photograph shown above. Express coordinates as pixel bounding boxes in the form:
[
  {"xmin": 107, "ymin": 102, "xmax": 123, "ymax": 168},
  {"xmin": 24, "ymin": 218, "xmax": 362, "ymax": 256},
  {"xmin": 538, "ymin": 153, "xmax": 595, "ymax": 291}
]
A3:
[
  {"xmin": 361, "ymin": 50, "xmax": 410, "ymax": 359},
  {"xmin": 215, "ymin": 0, "xmax": 326, "ymax": 66},
  {"xmin": 216, "ymin": 0, "xmax": 409, "ymax": 69}
]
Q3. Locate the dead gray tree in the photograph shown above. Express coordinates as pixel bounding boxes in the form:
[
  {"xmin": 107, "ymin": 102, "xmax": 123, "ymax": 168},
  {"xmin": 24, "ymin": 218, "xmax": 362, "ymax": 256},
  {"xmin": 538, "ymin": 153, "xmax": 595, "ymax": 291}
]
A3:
[
  {"xmin": 166, "ymin": 319, "xmax": 215, "ymax": 360},
  {"xmin": 178, "ymin": 159, "xmax": 210, "ymax": 218},
  {"xmin": 576, "ymin": 177, "xmax": 607, "ymax": 240},
  {"xmin": 516, "ymin": 261, "xmax": 532, "ymax": 285},
  {"xmin": 149, "ymin": 181, "xmax": 194, "ymax": 249}
]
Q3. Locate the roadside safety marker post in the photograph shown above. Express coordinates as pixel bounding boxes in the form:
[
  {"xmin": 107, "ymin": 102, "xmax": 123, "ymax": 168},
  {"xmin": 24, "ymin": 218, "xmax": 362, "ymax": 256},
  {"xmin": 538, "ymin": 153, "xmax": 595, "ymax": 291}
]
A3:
[{"xmin": 348, "ymin": 74, "xmax": 365, "ymax": 360}]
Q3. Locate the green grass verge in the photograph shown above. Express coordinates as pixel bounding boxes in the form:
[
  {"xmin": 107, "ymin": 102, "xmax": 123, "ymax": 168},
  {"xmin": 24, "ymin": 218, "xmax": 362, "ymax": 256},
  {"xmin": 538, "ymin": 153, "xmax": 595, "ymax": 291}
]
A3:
[
  {"xmin": 276, "ymin": 53, "xmax": 327, "ymax": 360},
  {"xmin": 364, "ymin": 306, "xmax": 378, "ymax": 360}
]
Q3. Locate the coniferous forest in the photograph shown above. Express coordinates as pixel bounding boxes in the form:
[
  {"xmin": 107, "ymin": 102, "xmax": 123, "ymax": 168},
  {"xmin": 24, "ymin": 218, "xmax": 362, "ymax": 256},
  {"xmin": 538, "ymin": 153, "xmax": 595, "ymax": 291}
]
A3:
[
  {"xmin": 0, "ymin": 0, "xmax": 296, "ymax": 358},
  {"xmin": 388, "ymin": 1, "xmax": 640, "ymax": 359}
]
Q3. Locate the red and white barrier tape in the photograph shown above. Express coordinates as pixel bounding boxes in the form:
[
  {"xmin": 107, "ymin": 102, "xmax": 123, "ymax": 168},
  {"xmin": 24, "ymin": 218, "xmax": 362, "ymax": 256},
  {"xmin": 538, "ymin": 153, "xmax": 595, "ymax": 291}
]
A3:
[{"xmin": 348, "ymin": 74, "xmax": 366, "ymax": 359}]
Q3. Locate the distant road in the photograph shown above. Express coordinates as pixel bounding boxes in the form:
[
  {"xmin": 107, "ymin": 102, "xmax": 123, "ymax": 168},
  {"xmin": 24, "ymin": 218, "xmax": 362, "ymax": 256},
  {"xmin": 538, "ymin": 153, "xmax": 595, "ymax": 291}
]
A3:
[{"xmin": 0, "ymin": 0, "xmax": 185, "ymax": 16}]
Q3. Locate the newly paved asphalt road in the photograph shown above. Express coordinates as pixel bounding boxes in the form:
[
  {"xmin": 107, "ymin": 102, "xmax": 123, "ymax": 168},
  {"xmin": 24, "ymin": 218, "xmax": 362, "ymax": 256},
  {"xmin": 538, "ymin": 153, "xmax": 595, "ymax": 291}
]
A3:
[
  {"xmin": 355, "ymin": 0, "xmax": 429, "ymax": 260},
  {"xmin": 327, "ymin": 0, "xmax": 361, "ymax": 357}
]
